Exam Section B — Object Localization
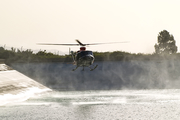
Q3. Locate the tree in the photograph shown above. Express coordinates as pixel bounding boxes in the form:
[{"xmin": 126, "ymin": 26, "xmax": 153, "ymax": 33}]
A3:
[{"xmin": 154, "ymin": 30, "xmax": 178, "ymax": 54}]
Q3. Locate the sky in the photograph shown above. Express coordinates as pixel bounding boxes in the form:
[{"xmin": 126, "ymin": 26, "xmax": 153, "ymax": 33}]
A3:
[{"xmin": 1, "ymin": 0, "xmax": 180, "ymax": 55}]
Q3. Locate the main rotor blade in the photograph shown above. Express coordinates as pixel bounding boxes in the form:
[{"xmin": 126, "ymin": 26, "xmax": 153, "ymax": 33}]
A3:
[
  {"xmin": 37, "ymin": 41, "xmax": 129, "ymax": 46},
  {"xmin": 76, "ymin": 39, "xmax": 85, "ymax": 46},
  {"xmin": 84, "ymin": 41, "xmax": 129, "ymax": 46},
  {"xmin": 37, "ymin": 43, "xmax": 80, "ymax": 46},
  {"xmin": 75, "ymin": 39, "xmax": 129, "ymax": 46}
]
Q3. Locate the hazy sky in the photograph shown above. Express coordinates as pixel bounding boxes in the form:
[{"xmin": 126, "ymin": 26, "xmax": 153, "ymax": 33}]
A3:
[{"xmin": 1, "ymin": 0, "xmax": 180, "ymax": 54}]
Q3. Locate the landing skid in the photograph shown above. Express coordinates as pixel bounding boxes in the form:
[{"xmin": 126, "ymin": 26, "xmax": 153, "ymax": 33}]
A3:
[
  {"xmin": 72, "ymin": 66, "xmax": 79, "ymax": 71},
  {"xmin": 89, "ymin": 65, "xmax": 98, "ymax": 71}
]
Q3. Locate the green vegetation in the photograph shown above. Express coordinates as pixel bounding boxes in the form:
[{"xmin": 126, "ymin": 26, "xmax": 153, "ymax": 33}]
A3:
[
  {"xmin": 0, "ymin": 47, "xmax": 71, "ymax": 64},
  {"xmin": 0, "ymin": 46, "xmax": 180, "ymax": 65},
  {"xmin": 154, "ymin": 30, "xmax": 178, "ymax": 54},
  {"xmin": 1, "ymin": 30, "xmax": 179, "ymax": 64}
]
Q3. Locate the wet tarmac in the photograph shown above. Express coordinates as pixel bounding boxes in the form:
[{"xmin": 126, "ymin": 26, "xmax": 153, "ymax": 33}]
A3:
[
  {"xmin": 1, "ymin": 62, "xmax": 180, "ymax": 120},
  {"xmin": 1, "ymin": 89, "xmax": 180, "ymax": 120}
]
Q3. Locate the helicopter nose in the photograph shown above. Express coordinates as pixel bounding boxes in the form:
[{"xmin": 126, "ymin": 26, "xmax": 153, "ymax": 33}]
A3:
[
  {"xmin": 85, "ymin": 55, "xmax": 94, "ymax": 60},
  {"xmin": 78, "ymin": 55, "xmax": 94, "ymax": 67}
]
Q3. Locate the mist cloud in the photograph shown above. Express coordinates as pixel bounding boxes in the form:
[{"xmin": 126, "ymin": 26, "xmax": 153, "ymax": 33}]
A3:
[{"xmin": 11, "ymin": 60, "xmax": 180, "ymax": 90}]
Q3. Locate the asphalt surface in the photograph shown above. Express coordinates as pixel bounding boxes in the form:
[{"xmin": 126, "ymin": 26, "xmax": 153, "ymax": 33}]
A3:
[
  {"xmin": 1, "ymin": 63, "xmax": 180, "ymax": 120},
  {"xmin": 1, "ymin": 90, "xmax": 180, "ymax": 120}
]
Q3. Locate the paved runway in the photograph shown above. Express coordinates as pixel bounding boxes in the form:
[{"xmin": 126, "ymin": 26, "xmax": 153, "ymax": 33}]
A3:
[
  {"xmin": 1, "ymin": 63, "xmax": 180, "ymax": 120},
  {"xmin": 1, "ymin": 90, "xmax": 180, "ymax": 120}
]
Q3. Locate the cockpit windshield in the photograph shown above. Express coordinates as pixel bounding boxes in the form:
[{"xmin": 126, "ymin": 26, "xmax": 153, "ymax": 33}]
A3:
[
  {"xmin": 80, "ymin": 51, "xmax": 93, "ymax": 56},
  {"xmin": 76, "ymin": 51, "xmax": 93, "ymax": 59}
]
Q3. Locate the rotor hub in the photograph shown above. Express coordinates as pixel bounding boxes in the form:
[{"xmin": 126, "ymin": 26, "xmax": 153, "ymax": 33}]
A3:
[{"xmin": 80, "ymin": 47, "xmax": 86, "ymax": 51}]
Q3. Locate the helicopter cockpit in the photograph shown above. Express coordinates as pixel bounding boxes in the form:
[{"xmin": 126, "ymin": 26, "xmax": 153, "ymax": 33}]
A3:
[{"xmin": 76, "ymin": 51, "xmax": 93, "ymax": 60}]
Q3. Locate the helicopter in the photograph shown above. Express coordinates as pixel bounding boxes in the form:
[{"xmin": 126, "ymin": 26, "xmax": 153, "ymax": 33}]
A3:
[{"xmin": 38, "ymin": 40, "xmax": 128, "ymax": 71}]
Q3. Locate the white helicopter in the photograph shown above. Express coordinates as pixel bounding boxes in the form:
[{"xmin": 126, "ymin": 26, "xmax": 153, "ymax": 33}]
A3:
[{"xmin": 38, "ymin": 39, "xmax": 128, "ymax": 71}]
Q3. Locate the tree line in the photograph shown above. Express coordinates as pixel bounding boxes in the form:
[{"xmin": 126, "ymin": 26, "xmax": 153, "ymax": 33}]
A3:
[{"xmin": 0, "ymin": 30, "xmax": 179, "ymax": 64}]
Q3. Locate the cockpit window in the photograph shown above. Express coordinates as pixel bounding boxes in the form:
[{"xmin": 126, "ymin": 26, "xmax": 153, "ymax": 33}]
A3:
[
  {"xmin": 79, "ymin": 51, "xmax": 93, "ymax": 56},
  {"xmin": 76, "ymin": 51, "xmax": 93, "ymax": 59}
]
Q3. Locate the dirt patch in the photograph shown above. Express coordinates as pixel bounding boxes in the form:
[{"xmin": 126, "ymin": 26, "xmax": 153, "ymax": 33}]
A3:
[
  {"xmin": 0, "ymin": 64, "xmax": 13, "ymax": 71},
  {"xmin": 0, "ymin": 85, "xmax": 26, "ymax": 95}
]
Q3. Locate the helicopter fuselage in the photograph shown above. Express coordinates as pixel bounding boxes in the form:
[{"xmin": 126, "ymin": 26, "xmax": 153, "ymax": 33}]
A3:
[
  {"xmin": 75, "ymin": 51, "xmax": 94, "ymax": 67},
  {"xmin": 71, "ymin": 50, "xmax": 98, "ymax": 71},
  {"xmin": 38, "ymin": 39, "xmax": 127, "ymax": 71}
]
